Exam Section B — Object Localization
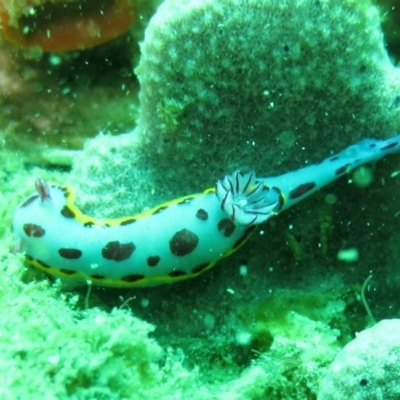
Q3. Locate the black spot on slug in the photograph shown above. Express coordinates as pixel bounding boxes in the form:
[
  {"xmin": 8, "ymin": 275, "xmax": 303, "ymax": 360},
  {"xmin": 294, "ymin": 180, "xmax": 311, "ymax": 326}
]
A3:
[
  {"xmin": 289, "ymin": 182, "xmax": 316, "ymax": 199},
  {"xmin": 169, "ymin": 270, "xmax": 186, "ymax": 277},
  {"xmin": 120, "ymin": 218, "xmax": 136, "ymax": 226},
  {"xmin": 151, "ymin": 205, "xmax": 168, "ymax": 215},
  {"xmin": 196, "ymin": 209, "xmax": 209, "ymax": 220},
  {"xmin": 59, "ymin": 268, "xmax": 76, "ymax": 275},
  {"xmin": 381, "ymin": 141, "xmax": 398, "ymax": 150},
  {"xmin": 23, "ymin": 223, "xmax": 45, "ymax": 238},
  {"xmin": 121, "ymin": 274, "xmax": 144, "ymax": 283},
  {"xmin": 61, "ymin": 206, "xmax": 75, "ymax": 218},
  {"xmin": 177, "ymin": 197, "xmax": 194, "ymax": 205},
  {"xmin": 192, "ymin": 263, "xmax": 209, "ymax": 274},
  {"xmin": 58, "ymin": 248, "xmax": 82, "ymax": 259},
  {"xmin": 147, "ymin": 256, "xmax": 160, "ymax": 267},
  {"xmin": 101, "ymin": 241, "xmax": 135, "ymax": 261},
  {"xmin": 218, "ymin": 218, "xmax": 235, "ymax": 237},
  {"xmin": 35, "ymin": 258, "xmax": 51, "ymax": 269},
  {"xmin": 335, "ymin": 164, "xmax": 351, "ymax": 176},
  {"xmin": 169, "ymin": 229, "xmax": 199, "ymax": 256},
  {"xmin": 91, "ymin": 274, "xmax": 105, "ymax": 280}
]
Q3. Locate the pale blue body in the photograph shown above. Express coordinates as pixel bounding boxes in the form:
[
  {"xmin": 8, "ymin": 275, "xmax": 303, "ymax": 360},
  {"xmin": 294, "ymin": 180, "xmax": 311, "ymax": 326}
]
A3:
[
  {"xmin": 263, "ymin": 137, "xmax": 400, "ymax": 211},
  {"xmin": 12, "ymin": 135, "xmax": 400, "ymax": 287}
]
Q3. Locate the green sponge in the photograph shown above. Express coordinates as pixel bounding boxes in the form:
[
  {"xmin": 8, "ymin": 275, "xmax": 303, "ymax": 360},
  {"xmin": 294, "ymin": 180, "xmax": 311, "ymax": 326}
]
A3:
[
  {"xmin": 318, "ymin": 319, "xmax": 400, "ymax": 399},
  {"xmin": 135, "ymin": 0, "xmax": 400, "ymax": 191},
  {"xmin": 72, "ymin": 0, "xmax": 400, "ymax": 217}
]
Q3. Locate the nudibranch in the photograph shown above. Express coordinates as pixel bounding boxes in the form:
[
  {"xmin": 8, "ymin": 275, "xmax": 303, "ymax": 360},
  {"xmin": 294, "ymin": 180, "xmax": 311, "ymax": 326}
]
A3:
[
  {"xmin": 0, "ymin": 0, "xmax": 135, "ymax": 52},
  {"xmin": 12, "ymin": 135, "xmax": 400, "ymax": 288}
]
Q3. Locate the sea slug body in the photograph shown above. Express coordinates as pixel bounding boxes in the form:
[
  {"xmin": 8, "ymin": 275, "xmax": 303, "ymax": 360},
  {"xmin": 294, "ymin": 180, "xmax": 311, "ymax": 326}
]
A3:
[{"xmin": 12, "ymin": 136, "xmax": 400, "ymax": 287}]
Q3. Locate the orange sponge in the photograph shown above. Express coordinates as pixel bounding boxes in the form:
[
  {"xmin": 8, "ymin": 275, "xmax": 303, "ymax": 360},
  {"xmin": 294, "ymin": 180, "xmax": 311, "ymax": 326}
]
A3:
[{"xmin": 0, "ymin": 0, "xmax": 135, "ymax": 52}]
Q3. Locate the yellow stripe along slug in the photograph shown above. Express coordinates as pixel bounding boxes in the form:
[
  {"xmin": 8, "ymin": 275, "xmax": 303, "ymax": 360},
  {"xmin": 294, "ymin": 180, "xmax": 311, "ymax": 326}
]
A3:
[{"xmin": 12, "ymin": 136, "xmax": 400, "ymax": 288}]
